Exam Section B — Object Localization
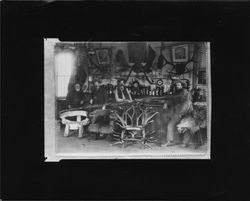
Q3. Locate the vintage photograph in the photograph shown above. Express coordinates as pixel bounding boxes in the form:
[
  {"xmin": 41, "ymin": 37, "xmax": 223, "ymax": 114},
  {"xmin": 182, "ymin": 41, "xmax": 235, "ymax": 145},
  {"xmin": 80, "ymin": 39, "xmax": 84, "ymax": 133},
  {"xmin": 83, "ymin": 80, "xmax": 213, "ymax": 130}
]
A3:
[
  {"xmin": 96, "ymin": 49, "xmax": 110, "ymax": 65},
  {"xmin": 44, "ymin": 40, "xmax": 211, "ymax": 161},
  {"xmin": 172, "ymin": 44, "xmax": 189, "ymax": 62}
]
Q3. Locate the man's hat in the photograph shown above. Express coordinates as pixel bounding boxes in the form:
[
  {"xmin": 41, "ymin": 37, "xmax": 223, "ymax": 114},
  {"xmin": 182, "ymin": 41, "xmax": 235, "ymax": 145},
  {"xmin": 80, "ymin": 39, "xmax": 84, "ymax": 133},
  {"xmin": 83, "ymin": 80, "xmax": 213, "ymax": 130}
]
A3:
[{"xmin": 172, "ymin": 79, "xmax": 187, "ymax": 88}]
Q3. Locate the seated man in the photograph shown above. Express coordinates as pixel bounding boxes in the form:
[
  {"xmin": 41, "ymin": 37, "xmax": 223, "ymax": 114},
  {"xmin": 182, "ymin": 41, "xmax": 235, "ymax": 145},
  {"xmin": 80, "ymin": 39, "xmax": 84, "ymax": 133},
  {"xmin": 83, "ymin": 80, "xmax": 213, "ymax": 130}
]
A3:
[
  {"xmin": 130, "ymin": 80, "xmax": 142, "ymax": 100},
  {"xmin": 66, "ymin": 83, "xmax": 85, "ymax": 109},
  {"xmin": 177, "ymin": 104, "xmax": 207, "ymax": 147},
  {"xmin": 90, "ymin": 81, "xmax": 108, "ymax": 105},
  {"xmin": 191, "ymin": 87, "xmax": 206, "ymax": 102},
  {"xmin": 114, "ymin": 78, "xmax": 132, "ymax": 102}
]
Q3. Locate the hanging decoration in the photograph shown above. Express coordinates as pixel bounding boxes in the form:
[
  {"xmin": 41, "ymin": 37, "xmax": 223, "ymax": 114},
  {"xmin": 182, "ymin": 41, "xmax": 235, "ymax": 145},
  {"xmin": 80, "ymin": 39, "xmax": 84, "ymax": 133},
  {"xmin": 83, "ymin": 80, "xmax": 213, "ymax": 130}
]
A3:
[
  {"xmin": 85, "ymin": 46, "xmax": 112, "ymax": 74},
  {"xmin": 115, "ymin": 49, "xmax": 129, "ymax": 72},
  {"xmin": 144, "ymin": 45, "xmax": 156, "ymax": 73},
  {"xmin": 123, "ymin": 43, "xmax": 156, "ymax": 84},
  {"xmin": 156, "ymin": 79, "xmax": 163, "ymax": 86},
  {"xmin": 156, "ymin": 43, "xmax": 201, "ymax": 75},
  {"xmin": 157, "ymin": 42, "xmax": 166, "ymax": 70}
]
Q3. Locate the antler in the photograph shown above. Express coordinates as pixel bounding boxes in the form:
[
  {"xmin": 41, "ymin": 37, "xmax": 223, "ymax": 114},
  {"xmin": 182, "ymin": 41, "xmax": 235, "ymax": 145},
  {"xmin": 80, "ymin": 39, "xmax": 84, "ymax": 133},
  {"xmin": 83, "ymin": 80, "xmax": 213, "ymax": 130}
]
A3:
[
  {"xmin": 144, "ymin": 112, "xmax": 158, "ymax": 125},
  {"xmin": 124, "ymin": 67, "xmax": 133, "ymax": 84},
  {"xmin": 114, "ymin": 113, "xmax": 127, "ymax": 128},
  {"xmin": 164, "ymin": 56, "xmax": 175, "ymax": 66},
  {"xmin": 143, "ymin": 71, "xmax": 155, "ymax": 84}
]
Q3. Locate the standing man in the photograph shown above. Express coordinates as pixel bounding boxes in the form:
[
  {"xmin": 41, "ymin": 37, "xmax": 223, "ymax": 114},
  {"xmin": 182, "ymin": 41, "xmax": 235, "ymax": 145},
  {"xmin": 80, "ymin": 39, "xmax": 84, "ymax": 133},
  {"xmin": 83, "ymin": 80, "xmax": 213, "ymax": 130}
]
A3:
[{"xmin": 144, "ymin": 79, "xmax": 193, "ymax": 146}]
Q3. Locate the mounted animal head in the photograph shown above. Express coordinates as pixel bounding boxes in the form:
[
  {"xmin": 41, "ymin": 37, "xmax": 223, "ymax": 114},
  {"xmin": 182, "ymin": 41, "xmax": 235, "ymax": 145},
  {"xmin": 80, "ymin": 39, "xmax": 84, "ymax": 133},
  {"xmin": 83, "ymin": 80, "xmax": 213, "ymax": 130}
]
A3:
[
  {"xmin": 158, "ymin": 54, "xmax": 195, "ymax": 75},
  {"xmin": 157, "ymin": 43, "xmax": 202, "ymax": 75}
]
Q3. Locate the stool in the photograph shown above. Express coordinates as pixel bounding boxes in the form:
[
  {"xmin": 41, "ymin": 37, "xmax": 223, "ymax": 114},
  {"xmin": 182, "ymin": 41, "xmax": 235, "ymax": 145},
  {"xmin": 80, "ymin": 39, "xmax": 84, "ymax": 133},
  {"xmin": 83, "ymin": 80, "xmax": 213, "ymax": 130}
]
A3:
[{"xmin": 60, "ymin": 110, "xmax": 90, "ymax": 138}]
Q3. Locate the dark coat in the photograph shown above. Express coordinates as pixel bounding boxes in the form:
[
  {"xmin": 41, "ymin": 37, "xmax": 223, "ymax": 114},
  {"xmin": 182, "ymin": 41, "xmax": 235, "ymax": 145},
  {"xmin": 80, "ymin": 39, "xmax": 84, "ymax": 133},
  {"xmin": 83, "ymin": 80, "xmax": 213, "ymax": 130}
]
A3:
[
  {"xmin": 66, "ymin": 90, "xmax": 85, "ymax": 108},
  {"xmin": 91, "ymin": 86, "xmax": 107, "ymax": 105}
]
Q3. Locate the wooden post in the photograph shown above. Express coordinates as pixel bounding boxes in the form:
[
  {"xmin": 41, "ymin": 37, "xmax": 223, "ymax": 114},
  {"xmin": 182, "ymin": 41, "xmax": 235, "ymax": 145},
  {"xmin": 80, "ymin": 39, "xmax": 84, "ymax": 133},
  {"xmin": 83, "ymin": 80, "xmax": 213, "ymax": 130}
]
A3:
[
  {"xmin": 64, "ymin": 124, "xmax": 70, "ymax": 137},
  {"xmin": 142, "ymin": 129, "xmax": 146, "ymax": 142},
  {"xmin": 78, "ymin": 125, "xmax": 83, "ymax": 138},
  {"xmin": 121, "ymin": 130, "xmax": 125, "ymax": 147},
  {"xmin": 77, "ymin": 115, "xmax": 83, "ymax": 138}
]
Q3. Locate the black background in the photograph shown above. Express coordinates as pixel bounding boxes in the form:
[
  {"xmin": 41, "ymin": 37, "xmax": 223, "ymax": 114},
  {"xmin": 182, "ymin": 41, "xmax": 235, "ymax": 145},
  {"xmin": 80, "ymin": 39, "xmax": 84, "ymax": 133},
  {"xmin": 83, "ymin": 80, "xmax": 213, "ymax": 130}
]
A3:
[{"xmin": 1, "ymin": 1, "xmax": 250, "ymax": 200}]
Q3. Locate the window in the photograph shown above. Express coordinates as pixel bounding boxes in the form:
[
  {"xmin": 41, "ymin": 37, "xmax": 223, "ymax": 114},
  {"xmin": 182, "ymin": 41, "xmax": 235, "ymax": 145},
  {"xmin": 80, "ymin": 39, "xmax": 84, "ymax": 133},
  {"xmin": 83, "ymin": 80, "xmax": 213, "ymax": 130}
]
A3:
[
  {"xmin": 198, "ymin": 70, "xmax": 206, "ymax": 85},
  {"xmin": 55, "ymin": 51, "xmax": 75, "ymax": 98}
]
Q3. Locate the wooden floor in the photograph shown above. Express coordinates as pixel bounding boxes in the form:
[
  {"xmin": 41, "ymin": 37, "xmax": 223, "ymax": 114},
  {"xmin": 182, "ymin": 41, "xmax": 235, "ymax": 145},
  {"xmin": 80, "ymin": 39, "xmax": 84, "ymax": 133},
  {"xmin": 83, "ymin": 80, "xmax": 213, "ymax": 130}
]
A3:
[{"xmin": 55, "ymin": 123, "xmax": 208, "ymax": 159}]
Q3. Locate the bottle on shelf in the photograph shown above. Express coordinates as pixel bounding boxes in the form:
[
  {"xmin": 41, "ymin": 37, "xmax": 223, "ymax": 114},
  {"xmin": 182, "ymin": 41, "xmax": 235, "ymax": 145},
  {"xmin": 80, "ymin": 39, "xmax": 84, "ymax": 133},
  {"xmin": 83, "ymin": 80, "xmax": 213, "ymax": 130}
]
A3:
[
  {"xmin": 141, "ymin": 87, "xmax": 144, "ymax": 96},
  {"xmin": 160, "ymin": 86, "xmax": 164, "ymax": 96},
  {"xmin": 110, "ymin": 85, "xmax": 113, "ymax": 94},
  {"xmin": 157, "ymin": 87, "xmax": 160, "ymax": 96},
  {"xmin": 147, "ymin": 86, "xmax": 150, "ymax": 96}
]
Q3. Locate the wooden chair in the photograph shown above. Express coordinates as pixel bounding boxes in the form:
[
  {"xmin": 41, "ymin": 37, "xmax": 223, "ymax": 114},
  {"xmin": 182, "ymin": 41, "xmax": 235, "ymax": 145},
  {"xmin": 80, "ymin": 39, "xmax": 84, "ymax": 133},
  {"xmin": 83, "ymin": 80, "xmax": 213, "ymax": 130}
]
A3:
[
  {"xmin": 60, "ymin": 110, "xmax": 90, "ymax": 138},
  {"xmin": 112, "ymin": 102, "xmax": 159, "ymax": 148}
]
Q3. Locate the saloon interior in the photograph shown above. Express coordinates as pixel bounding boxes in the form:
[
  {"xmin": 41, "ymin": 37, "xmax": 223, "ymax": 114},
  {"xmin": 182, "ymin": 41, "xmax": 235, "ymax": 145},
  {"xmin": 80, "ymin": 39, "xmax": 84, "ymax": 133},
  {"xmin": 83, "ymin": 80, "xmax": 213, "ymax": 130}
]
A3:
[{"xmin": 54, "ymin": 42, "xmax": 208, "ymax": 156}]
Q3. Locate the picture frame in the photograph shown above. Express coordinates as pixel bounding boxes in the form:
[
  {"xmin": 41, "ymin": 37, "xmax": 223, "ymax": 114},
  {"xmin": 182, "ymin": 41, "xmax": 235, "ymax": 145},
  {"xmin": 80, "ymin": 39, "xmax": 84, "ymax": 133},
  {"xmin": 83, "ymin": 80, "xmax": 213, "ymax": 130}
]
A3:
[
  {"xmin": 96, "ymin": 49, "xmax": 110, "ymax": 65},
  {"xmin": 172, "ymin": 44, "xmax": 189, "ymax": 62},
  {"xmin": 44, "ymin": 39, "xmax": 211, "ymax": 161}
]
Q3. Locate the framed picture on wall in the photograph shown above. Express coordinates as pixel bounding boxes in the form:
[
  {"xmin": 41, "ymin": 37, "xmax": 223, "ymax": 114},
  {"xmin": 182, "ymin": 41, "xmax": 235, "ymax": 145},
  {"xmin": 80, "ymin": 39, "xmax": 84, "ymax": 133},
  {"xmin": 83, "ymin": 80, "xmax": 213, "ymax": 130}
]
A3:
[
  {"xmin": 96, "ymin": 49, "xmax": 110, "ymax": 65},
  {"xmin": 172, "ymin": 44, "xmax": 189, "ymax": 62}
]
